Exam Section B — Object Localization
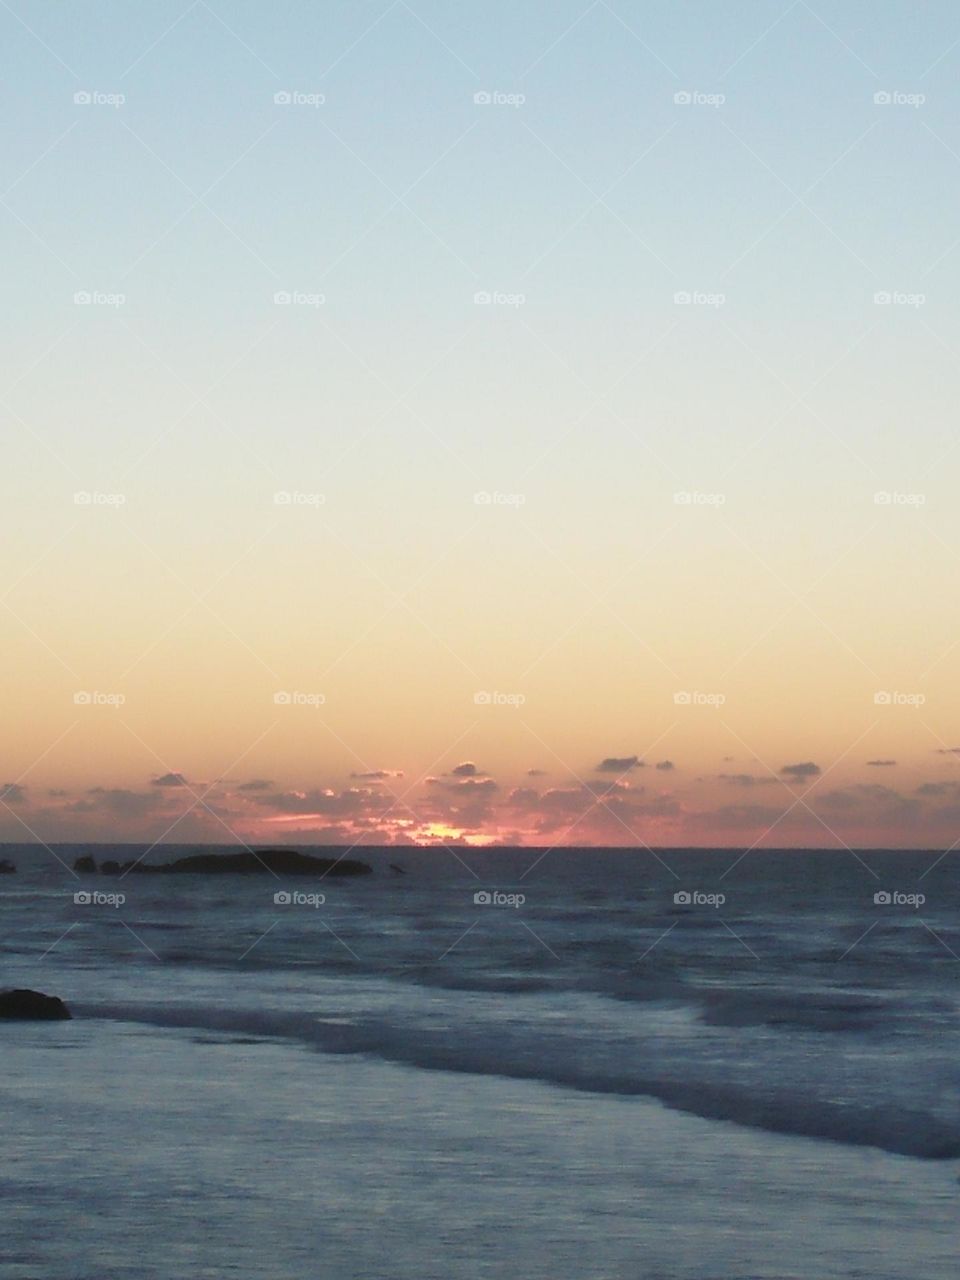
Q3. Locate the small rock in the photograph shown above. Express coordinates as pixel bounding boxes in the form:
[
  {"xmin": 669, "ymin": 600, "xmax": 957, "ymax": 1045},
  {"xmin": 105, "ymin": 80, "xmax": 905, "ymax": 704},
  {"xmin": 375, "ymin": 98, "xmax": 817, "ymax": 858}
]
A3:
[{"xmin": 0, "ymin": 989, "xmax": 72, "ymax": 1020}]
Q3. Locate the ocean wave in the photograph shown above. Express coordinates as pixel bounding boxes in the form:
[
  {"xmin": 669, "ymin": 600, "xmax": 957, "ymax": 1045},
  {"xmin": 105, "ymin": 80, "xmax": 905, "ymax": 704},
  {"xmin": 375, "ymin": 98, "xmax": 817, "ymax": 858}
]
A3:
[{"xmin": 73, "ymin": 1000, "xmax": 960, "ymax": 1161}]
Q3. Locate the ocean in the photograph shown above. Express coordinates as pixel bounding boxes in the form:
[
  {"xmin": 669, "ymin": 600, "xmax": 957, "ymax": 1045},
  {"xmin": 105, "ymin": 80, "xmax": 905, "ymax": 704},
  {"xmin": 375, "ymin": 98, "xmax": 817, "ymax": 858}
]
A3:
[{"xmin": 2, "ymin": 844, "xmax": 958, "ymax": 1279}]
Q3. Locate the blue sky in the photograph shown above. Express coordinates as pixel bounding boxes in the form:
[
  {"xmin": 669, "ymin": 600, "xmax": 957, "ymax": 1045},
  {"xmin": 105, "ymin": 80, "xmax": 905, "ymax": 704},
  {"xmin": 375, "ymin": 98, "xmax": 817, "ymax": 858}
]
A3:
[{"xmin": 3, "ymin": 2, "xmax": 960, "ymax": 846}]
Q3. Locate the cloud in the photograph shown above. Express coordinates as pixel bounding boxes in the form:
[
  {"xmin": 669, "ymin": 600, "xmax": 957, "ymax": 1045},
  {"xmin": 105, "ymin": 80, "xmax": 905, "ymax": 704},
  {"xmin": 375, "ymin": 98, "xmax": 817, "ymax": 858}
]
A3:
[
  {"xmin": 30, "ymin": 738, "xmax": 960, "ymax": 847},
  {"xmin": 539, "ymin": 786, "xmax": 592, "ymax": 811},
  {"xmin": 252, "ymin": 787, "xmax": 388, "ymax": 818},
  {"xmin": 780, "ymin": 762, "xmax": 820, "ymax": 779},
  {"xmin": 0, "ymin": 783, "xmax": 26, "ymax": 803},
  {"xmin": 718, "ymin": 773, "xmax": 777, "ymax": 787},
  {"xmin": 86, "ymin": 788, "xmax": 165, "ymax": 817},
  {"xmin": 633, "ymin": 795, "xmax": 681, "ymax": 818},
  {"xmin": 935, "ymin": 747, "xmax": 960, "ymax": 755},
  {"xmin": 507, "ymin": 787, "xmax": 540, "ymax": 808},
  {"xmin": 709, "ymin": 802, "xmax": 799, "ymax": 829},
  {"xmin": 595, "ymin": 756, "xmax": 643, "ymax": 773},
  {"xmin": 916, "ymin": 781, "xmax": 960, "ymax": 797},
  {"xmin": 818, "ymin": 789, "xmax": 858, "ymax": 811},
  {"xmin": 507, "ymin": 780, "xmax": 647, "ymax": 837},
  {"xmin": 818, "ymin": 785, "xmax": 919, "ymax": 822},
  {"xmin": 427, "ymin": 776, "xmax": 498, "ymax": 794},
  {"xmin": 449, "ymin": 762, "xmax": 479, "ymax": 777}
]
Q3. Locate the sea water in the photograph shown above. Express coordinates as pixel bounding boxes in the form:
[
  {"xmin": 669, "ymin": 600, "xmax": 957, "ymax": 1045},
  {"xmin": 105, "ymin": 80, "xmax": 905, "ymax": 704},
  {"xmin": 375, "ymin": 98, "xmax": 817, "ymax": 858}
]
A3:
[{"xmin": 2, "ymin": 845, "xmax": 958, "ymax": 1278}]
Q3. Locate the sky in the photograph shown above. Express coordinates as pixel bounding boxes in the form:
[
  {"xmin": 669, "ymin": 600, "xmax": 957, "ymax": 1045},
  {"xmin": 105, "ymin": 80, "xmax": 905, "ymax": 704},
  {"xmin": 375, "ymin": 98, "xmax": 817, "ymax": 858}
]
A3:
[{"xmin": 3, "ymin": 0, "xmax": 960, "ymax": 849}]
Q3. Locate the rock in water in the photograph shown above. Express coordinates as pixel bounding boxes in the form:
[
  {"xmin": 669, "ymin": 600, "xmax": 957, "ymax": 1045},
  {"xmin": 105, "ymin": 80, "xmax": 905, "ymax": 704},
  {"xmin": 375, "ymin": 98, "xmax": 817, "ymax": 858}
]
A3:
[
  {"xmin": 73, "ymin": 855, "xmax": 97, "ymax": 874},
  {"xmin": 150, "ymin": 849, "xmax": 372, "ymax": 876},
  {"xmin": 0, "ymin": 989, "xmax": 72, "ymax": 1020}
]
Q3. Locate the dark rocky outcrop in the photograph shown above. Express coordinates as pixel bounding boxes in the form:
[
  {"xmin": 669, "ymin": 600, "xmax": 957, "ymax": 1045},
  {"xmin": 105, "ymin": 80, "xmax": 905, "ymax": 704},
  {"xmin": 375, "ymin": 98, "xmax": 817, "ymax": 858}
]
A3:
[
  {"xmin": 0, "ymin": 858, "xmax": 16, "ymax": 874},
  {"xmin": 70, "ymin": 849, "xmax": 373, "ymax": 877},
  {"xmin": 0, "ymin": 989, "xmax": 72, "ymax": 1020},
  {"xmin": 155, "ymin": 849, "xmax": 372, "ymax": 876}
]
